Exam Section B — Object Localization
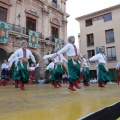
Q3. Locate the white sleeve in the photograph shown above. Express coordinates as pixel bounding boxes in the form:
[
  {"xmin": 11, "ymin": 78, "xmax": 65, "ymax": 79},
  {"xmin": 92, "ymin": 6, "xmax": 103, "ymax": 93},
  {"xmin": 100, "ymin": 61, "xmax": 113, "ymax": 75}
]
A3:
[
  {"xmin": 61, "ymin": 54, "xmax": 68, "ymax": 63},
  {"xmin": 35, "ymin": 63, "xmax": 39, "ymax": 68},
  {"xmin": 57, "ymin": 44, "xmax": 70, "ymax": 55},
  {"xmin": 43, "ymin": 53, "xmax": 55, "ymax": 60},
  {"xmin": 29, "ymin": 51, "xmax": 36, "ymax": 63},
  {"xmin": 76, "ymin": 46, "xmax": 82, "ymax": 58},
  {"xmin": 1, "ymin": 63, "xmax": 5, "ymax": 69},
  {"xmin": 46, "ymin": 63, "xmax": 52, "ymax": 70},
  {"xmin": 89, "ymin": 54, "xmax": 99, "ymax": 61},
  {"xmin": 9, "ymin": 60, "xmax": 14, "ymax": 68},
  {"xmin": 8, "ymin": 51, "xmax": 19, "ymax": 62}
]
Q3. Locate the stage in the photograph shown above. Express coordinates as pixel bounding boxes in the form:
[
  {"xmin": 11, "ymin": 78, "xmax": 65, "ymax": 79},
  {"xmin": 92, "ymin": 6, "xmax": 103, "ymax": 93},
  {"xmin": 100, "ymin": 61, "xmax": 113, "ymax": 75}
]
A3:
[{"xmin": 0, "ymin": 84, "xmax": 120, "ymax": 120}]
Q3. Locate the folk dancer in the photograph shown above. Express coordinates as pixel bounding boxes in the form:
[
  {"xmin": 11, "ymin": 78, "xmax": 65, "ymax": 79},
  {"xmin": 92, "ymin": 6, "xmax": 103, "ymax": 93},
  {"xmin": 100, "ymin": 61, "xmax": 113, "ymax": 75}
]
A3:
[
  {"xmin": 29, "ymin": 63, "xmax": 39, "ymax": 84},
  {"xmin": 0, "ymin": 59, "xmax": 10, "ymax": 86},
  {"xmin": 52, "ymin": 36, "xmax": 83, "ymax": 91},
  {"xmin": 8, "ymin": 40, "xmax": 36, "ymax": 90},
  {"xmin": 43, "ymin": 48, "xmax": 67, "ymax": 88},
  {"xmin": 116, "ymin": 62, "xmax": 120, "ymax": 85},
  {"xmin": 82, "ymin": 54, "xmax": 90, "ymax": 86},
  {"xmin": 45, "ymin": 61, "xmax": 55, "ymax": 85},
  {"xmin": 89, "ymin": 47, "xmax": 110, "ymax": 87}
]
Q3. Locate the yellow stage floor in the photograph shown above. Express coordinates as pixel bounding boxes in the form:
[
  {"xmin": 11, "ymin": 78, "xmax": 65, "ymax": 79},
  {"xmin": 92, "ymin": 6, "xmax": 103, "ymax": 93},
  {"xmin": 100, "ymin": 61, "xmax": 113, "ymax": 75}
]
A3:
[{"xmin": 0, "ymin": 84, "xmax": 120, "ymax": 120}]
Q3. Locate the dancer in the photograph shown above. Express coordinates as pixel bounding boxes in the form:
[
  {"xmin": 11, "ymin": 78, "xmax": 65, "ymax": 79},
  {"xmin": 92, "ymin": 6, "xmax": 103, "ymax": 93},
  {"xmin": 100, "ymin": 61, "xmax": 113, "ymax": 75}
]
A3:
[
  {"xmin": 8, "ymin": 40, "xmax": 36, "ymax": 90},
  {"xmin": 52, "ymin": 36, "xmax": 83, "ymax": 91},
  {"xmin": 43, "ymin": 48, "xmax": 67, "ymax": 88},
  {"xmin": 116, "ymin": 62, "xmax": 120, "ymax": 85},
  {"xmin": 0, "ymin": 59, "xmax": 10, "ymax": 86},
  {"xmin": 29, "ymin": 63, "xmax": 39, "ymax": 85},
  {"xmin": 82, "ymin": 54, "xmax": 90, "ymax": 86},
  {"xmin": 89, "ymin": 47, "xmax": 110, "ymax": 87},
  {"xmin": 45, "ymin": 61, "xmax": 55, "ymax": 85}
]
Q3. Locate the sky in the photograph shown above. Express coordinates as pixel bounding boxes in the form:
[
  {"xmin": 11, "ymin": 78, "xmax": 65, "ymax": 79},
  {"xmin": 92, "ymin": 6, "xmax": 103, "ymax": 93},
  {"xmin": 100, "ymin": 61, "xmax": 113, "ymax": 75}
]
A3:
[{"xmin": 66, "ymin": 0, "xmax": 120, "ymax": 46}]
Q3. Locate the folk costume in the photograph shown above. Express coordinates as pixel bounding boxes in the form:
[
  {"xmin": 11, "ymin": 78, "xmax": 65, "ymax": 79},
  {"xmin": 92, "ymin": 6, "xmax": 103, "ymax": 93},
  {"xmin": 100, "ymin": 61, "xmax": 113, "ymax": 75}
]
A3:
[
  {"xmin": 55, "ymin": 36, "xmax": 83, "ymax": 91},
  {"xmin": 45, "ymin": 62, "xmax": 55, "ymax": 85},
  {"xmin": 82, "ymin": 55, "xmax": 90, "ymax": 86},
  {"xmin": 43, "ymin": 52, "xmax": 67, "ymax": 88},
  {"xmin": 8, "ymin": 40, "xmax": 36, "ymax": 90},
  {"xmin": 29, "ymin": 64, "xmax": 39, "ymax": 84},
  {"xmin": 116, "ymin": 62, "xmax": 120, "ymax": 85},
  {"xmin": 0, "ymin": 61, "xmax": 10, "ymax": 86},
  {"xmin": 89, "ymin": 49, "xmax": 110, "ymax": 87}
]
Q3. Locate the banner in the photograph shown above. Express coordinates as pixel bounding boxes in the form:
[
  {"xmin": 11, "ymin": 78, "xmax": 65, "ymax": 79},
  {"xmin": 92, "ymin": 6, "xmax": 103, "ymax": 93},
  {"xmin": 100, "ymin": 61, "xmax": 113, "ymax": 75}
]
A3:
[
  {"xmin": 29, "ymin": 30, "xmax": 38, "ymax": 48},
  {"xmin": 0, "ymin": 21, "xmax": 9, "ymax": 43},
  {"xmin": 55, "ymin": 38, "xmax": 62, "ymax": 49}
]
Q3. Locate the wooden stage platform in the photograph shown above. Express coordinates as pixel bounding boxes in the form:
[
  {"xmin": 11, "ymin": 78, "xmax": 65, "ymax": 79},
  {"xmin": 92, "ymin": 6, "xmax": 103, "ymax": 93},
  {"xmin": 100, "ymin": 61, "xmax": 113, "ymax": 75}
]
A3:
[{"xmin": 0, "ymin": 84, "xmax": 120, "ymax": 120}]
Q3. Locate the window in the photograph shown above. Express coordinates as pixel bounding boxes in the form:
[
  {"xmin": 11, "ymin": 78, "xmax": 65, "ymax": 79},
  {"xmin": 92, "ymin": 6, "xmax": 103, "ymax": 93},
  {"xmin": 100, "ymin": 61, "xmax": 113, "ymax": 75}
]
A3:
[
  {"xmin": 105, "ymin": 29, "xmax": 114, "ymax": 43},
  {"xmin": 104, "ymin": 13, "xmax": 112, "ymax": 22},
  {"xmin": 87, "ymin": 33, "xmax": 94, "ymax": 47},
  {"xmin": 86, "ymin": 18, "xmax": 92, "ymax": 26},
  {"xmin": 52, "ymin": 0, "xmax": 57, "ymax": 7},
  {"xmin": 87, "ymin": 50, "xmax": 95, "ymax": 63},
  {"xmin": 0, "ymin": 7, "xmax": 7, "ymax": 22},
  {"xmin": 26, "ymin": 17, "xmax": 36, "ymax": 34},
  {"xmin": 87, "ymin": 50, "xmax": 95, "ymax": 58},
  {"xmin": 107, "ymin": 47, "xmax": 116, "ymax": 61},
  {"xmin": 51, "ymin": 26, "xmax": 58, "ymax": 42}
]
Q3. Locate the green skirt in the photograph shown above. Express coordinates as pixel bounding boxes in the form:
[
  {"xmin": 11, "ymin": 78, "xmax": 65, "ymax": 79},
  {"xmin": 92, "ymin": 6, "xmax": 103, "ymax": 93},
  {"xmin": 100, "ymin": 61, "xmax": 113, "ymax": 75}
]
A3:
[
  {"xmin": 13, "ymin": 61, "xmax": 30, "ymax": 83},
  {"xmin": 68, "ymin": 60, "xmax": 80, "ymax": 84},
  {"xmin": 54, "ymin": 64, "xmax": 63, "ymax": 82},
  {"xmin": 50, "ymin": 69, "xmax": 55, "ymax": 82},
  {"xmin": 98, "ymin": 64, "xmax": 110, "ymax": 83},
  {"xmin": 82, "ymin": 67, "xmax": 90, "ymax": 82}
]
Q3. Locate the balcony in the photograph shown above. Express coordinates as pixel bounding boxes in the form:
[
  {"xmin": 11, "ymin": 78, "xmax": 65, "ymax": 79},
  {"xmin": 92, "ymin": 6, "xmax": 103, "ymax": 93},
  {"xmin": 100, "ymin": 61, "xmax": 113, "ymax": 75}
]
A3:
[
  {"xmin": 107, "ymin": 56, "xmax": 117, "ymax": 62},
  {"xmin": 45, "ymin": 36, "xmax": 65, "ymax": 46},
  {"xmin": 9, "ymin": 23, "xmax": 44, "ymax": 39}
]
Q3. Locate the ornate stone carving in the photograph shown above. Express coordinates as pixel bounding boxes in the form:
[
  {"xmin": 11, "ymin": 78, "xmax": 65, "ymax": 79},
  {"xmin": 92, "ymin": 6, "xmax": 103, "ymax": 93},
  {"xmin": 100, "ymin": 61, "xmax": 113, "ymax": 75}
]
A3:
[
  {"xmin": 51, "ymin": 18, "xmax": 60, "ymax": 26},
  {"xmin": 0, "ymin": 0, "xmax": 11, "ymax": 5},
  {"xmin": 25, "ymin": 8, "xmax": 39, "ymax": 17},
  {"xmin": 42, "ymin": 5, "xmax": 49, "ymax": 14}
]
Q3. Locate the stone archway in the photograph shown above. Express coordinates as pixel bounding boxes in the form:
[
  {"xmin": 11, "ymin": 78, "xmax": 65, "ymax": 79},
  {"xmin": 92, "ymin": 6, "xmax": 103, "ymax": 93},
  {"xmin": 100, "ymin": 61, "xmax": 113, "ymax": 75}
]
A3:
[{"xmin": 0, "ymin": 48, "xmax": 8, "ymax": 76}]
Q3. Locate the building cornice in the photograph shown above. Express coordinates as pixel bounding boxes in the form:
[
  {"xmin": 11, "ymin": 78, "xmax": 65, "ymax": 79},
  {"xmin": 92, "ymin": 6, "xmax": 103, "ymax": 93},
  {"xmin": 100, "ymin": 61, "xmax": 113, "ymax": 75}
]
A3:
[
  {"xmin": 76, "ymin": 4, "xmax": 120, "ymax": 21},
  {"xmin": 0, "ymin": 0, "xmax": 11, "ymax": 6}
]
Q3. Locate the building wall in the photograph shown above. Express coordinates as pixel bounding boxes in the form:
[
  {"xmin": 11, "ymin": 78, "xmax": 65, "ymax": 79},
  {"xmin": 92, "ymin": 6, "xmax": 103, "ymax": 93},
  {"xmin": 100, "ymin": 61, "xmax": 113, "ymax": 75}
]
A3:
[
  {"xmin": 0, "ymin": 0, "xmax": 68, "ymax": 78},
  {"xmin": 78, "ymin": 7, "xmax": 120, "ymax": 71}
]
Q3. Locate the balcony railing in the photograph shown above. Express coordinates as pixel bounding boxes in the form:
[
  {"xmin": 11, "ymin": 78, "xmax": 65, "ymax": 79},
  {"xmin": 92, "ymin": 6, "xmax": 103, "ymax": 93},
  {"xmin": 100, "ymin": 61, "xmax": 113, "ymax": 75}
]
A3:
[
  {"xmin": 45, "ymin": 36, "xmax": 65, "ymax": 45},
  {"xmin": 107, "ymin": 56, "xmax": 117, "ymax": 62},
  {"xmin": 9, "ymin": 23, "xmax": 44, "ymax": 39}
]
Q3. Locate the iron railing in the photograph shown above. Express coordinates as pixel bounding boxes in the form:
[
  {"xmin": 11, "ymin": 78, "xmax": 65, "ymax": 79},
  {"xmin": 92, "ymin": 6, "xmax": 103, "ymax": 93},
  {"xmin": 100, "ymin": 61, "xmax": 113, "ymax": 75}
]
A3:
[{"xmin": 9, "ymin": 23, "xmax": 44, "ymax": 39}]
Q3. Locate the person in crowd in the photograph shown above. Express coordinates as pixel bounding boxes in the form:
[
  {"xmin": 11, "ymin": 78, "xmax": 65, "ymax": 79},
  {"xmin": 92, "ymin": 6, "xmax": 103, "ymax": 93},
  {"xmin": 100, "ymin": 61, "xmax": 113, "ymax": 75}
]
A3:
[
  {"xmin": 0, "ymin": 59, "xmax": 10, "ymax": 86},
  {"xmin": 62, "ymin": 73, "xmax": 69, "ymax": 84},
  {"xmin": 38, "ymin": 77, "xmax": 45, "ymax": 84}
]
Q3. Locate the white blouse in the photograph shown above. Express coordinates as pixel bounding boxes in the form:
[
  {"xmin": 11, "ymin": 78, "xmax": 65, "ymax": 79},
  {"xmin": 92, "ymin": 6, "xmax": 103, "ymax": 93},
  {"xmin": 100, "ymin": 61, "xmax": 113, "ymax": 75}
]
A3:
[
  {"xmin": 46, "ymin": 62, "xmax": 54, "ymax": 70},
  {"xmin": 83, "ymin": 58, "xmax": 90, "ymax": 68},
  {"xmin": 8, "ymin": 48, "xmax": 36, "ymax": 63},
  {"xmin": 29, "ymin": 64, "xmax": 39, "ymax": 71},
  {"xmin": 43, "ymin": 53, "xmax": 67, "ymax": 63},
  {"xmin": 9, "ymin": 57, "xmax": 19, "ymax": 68},
  {"xmin": 1, "ymin": 63, "xmax": 9, "ymax": 69},
  {"xmin": 57, "ymin": 43, "xmax": 82, "ymax": 57},
  {"xmin": 89, "ymin": 53, "xmax": 107, "ymax": 64}
]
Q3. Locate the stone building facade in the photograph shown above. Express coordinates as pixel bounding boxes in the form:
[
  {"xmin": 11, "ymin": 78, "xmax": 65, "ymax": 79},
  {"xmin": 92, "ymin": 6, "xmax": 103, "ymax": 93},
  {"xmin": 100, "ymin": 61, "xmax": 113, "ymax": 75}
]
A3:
[{"xmin": 0, "ymin": 0, "xmax": 68, "ymax": 79}]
